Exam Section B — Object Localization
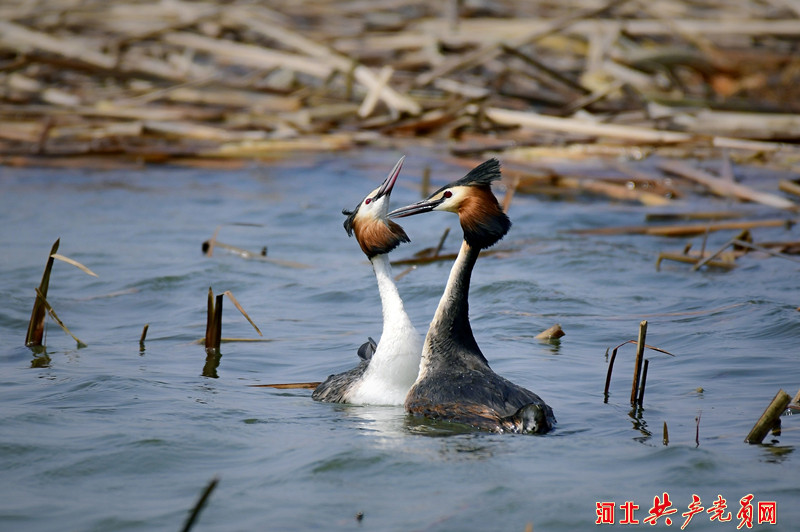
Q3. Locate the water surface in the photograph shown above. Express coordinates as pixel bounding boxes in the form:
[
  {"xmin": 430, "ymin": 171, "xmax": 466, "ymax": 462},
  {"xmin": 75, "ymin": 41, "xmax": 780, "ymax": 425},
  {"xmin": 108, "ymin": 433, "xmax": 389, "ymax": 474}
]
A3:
[{"xmin": 1, "ymin": 151, "xmax": 798, "ymax": 531}]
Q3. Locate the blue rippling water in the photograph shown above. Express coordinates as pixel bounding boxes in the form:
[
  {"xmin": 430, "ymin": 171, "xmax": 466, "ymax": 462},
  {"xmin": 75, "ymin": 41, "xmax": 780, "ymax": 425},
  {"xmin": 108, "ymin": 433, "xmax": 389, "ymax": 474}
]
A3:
[{"xmin": 1, "ymin": 151, "xmax": 799, "ymax": 531}]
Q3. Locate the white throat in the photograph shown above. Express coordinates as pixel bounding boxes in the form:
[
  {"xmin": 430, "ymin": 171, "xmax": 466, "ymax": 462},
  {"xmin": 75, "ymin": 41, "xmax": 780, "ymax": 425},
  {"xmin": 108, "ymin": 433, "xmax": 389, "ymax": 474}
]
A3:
[{"xmin": 347, "ymin": 253, "xmax": 422, "ymax": 405}]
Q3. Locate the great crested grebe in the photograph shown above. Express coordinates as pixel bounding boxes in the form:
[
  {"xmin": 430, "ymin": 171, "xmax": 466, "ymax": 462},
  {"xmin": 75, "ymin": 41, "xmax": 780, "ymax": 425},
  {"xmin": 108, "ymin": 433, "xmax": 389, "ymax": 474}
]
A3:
[
  {"xmin": 389, "ymin": 158, "xmax": 555, "ymax": 433},
  {"xmin": 312, "ymin": 157, "xmax": 422, "ymax": 405}
]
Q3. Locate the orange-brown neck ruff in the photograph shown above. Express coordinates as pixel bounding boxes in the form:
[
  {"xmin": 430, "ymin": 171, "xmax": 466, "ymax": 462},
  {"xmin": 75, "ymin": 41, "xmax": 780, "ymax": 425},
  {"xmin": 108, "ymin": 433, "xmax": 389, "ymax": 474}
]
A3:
[
  {"xmin": 353, "ymin": 218, "xmax": 410, "ymax": 259},
  {"xmin": 458, "ymin": 187, "xmax": 511, "ymax": 250}
]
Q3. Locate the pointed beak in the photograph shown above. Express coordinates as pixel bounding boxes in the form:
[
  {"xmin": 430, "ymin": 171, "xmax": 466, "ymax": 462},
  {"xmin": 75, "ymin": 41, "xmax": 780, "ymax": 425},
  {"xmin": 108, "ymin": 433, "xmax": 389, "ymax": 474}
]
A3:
[
  {"xmin": 388, "ymin": 196, "xmax": 444, "ymax": 218},
  {"xmin": 374, "ymin": 155, "xmax": 405, "ymax": 200}
]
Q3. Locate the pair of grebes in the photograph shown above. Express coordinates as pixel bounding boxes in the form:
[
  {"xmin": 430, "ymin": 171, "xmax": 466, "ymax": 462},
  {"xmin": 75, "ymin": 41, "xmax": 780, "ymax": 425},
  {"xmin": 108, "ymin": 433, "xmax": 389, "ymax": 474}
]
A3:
[{"xmin": 312, "ymin": 157, "xmax": 555, "ymax": 434}]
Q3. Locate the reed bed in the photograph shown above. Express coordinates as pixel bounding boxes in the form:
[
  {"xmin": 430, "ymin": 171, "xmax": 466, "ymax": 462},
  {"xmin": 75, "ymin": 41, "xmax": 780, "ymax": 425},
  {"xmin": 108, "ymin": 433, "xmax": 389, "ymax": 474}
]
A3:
[
  {"xmin": 1, "ymin": 0, "xmax": 799, "ymax": 172},
  {"xmin": 4, "ymin": 0, "xmax": 800, "ymax": 270}
]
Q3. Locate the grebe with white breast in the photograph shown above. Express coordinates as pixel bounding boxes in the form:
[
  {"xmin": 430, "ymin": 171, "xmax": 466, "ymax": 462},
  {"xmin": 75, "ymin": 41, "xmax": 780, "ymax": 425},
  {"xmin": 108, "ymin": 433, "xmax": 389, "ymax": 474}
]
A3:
[
  {"xmin": 389, "ymin": 158, "xmax": 555, "ymax": 433},
  {"xmin": 312, "ymin": 157, "xmax": 422, "ymax": 405}
]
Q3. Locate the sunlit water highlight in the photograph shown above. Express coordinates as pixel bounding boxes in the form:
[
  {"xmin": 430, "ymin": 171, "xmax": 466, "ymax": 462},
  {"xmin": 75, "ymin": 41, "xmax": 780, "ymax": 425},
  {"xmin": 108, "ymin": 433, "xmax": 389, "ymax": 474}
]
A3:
[{"xmin": 1, "ymin": 151, "xmax": 799, "ymax": 531}]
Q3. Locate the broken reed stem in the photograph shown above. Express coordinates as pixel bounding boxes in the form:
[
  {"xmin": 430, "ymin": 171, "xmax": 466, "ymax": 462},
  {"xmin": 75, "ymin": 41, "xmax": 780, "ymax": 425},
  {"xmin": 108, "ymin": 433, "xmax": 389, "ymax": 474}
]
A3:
[
  {"xmin": 204, "ymin": 288, "xmax": 224, "ymax": 354},
  {"xmin": 732, "ymin": 239, "xmax": 800, "ymax": 264},
  {"xmin": 630, "ymin": 320, "xmax": 647, "ymax": 405},
  {"xmin": 603, "ymin": 346, "xmax": 618, "ymax": 402},
  {"xmin": 181, "ymin": 476, "xmax": 219, "ymax": 532},
  {"xmin": 26, "ymin": 238, "xmax": 60, "ymax": 347},
  {"xmin": 140, "ymin": 323, "xmax": 149, "ymax": 348},
  {"xmin": 637, "ymin": 359, "xmax": 650, "ymax": 406},
  {"xmin": 695, "ymin": 412, "xmax": 702, "ymax": 447},
  {"xmin": 501, "ymin": 176, "xmax": 519, "ymax": 213},
  {"xmin": 692, "ymin": 236, "xmax": 737, "ymax": 271},
  {"xmin": 434, "ymin": 227, "xmax": 450, "ymax": 257},
  {"xmin": 205, "ymin": 287, "xmax": 214, "ymax": 350},
  {"xmin": 421, "ymin": 166, "xmax": 431, "ymax": 198},
  {"xmin": 35, "ymin": 288, "xmax": 86, "ymax": 348},
  {"xmin": 745, "ymin": 389, "xmax": 791, "ymax": 444},
  {"xmin": 212, "ymin": 294, "xmax": 223, "ymax": 354},
  {"xmin": 222, "ymin": 290, "xmax": 263, "ymax": 336}
]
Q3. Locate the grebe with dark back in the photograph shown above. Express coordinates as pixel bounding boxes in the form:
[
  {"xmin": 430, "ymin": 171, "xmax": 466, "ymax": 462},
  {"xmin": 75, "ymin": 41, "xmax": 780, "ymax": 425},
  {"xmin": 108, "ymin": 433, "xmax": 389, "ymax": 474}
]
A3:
[{"xmin": 389, "ymin": 158, "xmax": 555, "ymax": 433}]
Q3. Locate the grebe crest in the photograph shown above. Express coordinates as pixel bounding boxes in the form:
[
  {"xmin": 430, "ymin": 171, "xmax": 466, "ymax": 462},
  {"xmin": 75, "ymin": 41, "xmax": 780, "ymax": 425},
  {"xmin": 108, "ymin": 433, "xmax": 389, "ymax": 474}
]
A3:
[
  {"xmin": 388, "ymin": 158, "xmax": 555, "ymax": 434},
  {"xmin": 313, "ymin": 156, "xmax": 422, "ymax": 405}
]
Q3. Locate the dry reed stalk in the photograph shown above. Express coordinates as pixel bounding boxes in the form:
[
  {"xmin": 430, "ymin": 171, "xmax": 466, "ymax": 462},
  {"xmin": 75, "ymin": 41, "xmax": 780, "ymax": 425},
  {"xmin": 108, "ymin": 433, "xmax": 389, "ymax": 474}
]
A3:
[
  {"xmin": 655, "ymin": 252, "xmax": 736, "ymax": 271},
  {"xmin": 745, "ymin": 389, "xmax": 791, "ymax": 444},
  {"xmin": 658, "ymin": 160, "xmax": 798, "ymax": 211},
  {"xmin": 222, "ymin": 290, "xmax": 262, "ymax": 337},
  {"xmin": 485, "ymin": 107, "xmax": 694, "ymax": 144},
  {"xmin": 414, "ymin": 0, "xmax": 630, "ymax": 86},
  {"xmin": 570, "ymin": 218, "xmax": 793, "ymax": 237},
  {"xmin": 779, "ymin": 179, "xmax": 800, "ymax": 199},
  {"xmin": 645, "ymin": 211, "xmax": 747, "ymax": 222},
  {"xmin": 2, "ymin": 0, "xmax": 800, "ymax": 175}
]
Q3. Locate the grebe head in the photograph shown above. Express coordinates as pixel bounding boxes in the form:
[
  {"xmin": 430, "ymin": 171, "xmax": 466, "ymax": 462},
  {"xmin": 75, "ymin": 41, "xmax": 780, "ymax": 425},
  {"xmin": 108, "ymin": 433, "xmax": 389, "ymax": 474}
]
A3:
[
  {"xmin": 389, "ymin": 158, "xmax": 511, "ymax": 250},
  {"xmin": 343, "ymin": 156, "xmax": 411, "ymax": 259}
]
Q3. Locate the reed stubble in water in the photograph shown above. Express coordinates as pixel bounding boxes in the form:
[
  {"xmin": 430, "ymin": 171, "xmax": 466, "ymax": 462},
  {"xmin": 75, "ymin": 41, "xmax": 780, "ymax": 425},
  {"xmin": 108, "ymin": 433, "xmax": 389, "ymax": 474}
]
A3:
[
  {"xmin": 603, "ymin": 322, "xmax": 673, "ymax": 404},
  {"xmin": 25, "ymin": 238, "xmax": 96, "ymax": 349},
  {"xmin": 745, "ymin": 389, "xmax": 791, "ymax": 444}
]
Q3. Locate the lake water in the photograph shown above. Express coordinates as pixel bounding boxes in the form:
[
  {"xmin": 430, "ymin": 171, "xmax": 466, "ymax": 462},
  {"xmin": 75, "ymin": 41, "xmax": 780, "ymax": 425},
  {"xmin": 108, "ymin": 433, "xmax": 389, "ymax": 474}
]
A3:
[{"xmin": 1, "ymin": 150, "xmax": 798, "ymax": 531}]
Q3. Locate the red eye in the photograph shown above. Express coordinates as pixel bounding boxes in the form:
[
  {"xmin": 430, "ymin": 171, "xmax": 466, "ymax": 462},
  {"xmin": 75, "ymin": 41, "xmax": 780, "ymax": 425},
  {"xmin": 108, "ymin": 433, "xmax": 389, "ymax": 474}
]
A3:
[
  {"xmin": 365, "ymin": 198, "xmax": 372, "ymax": 205},
  {"xmin": 443, "ymin": 190, "xmax": 452, "ymax": 198}
]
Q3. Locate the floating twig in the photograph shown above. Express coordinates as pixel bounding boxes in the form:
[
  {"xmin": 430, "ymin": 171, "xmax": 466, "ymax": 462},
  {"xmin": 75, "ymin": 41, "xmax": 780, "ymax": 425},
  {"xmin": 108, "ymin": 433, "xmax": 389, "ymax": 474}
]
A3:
[
  {"xmin": 745, "ymin": 389, "xmax": 791, "ymax": 444},
  {"xmin": 248, "ymin": 382, "xmax": 321, "ymax": 389}
]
